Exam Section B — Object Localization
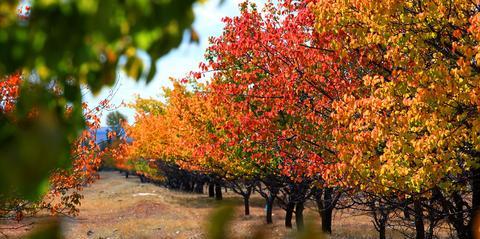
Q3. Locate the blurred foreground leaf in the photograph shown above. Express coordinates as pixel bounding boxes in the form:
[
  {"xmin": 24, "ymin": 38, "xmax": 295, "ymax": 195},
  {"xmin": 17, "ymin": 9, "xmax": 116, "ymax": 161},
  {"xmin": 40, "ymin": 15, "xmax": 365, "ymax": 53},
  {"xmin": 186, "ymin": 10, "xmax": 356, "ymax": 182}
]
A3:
[
  {"xmin": 27, "ymin": 219, "xmax": 61, "ymax": 239},
  {"xmin": 207, "ymin": 203, "xmax": 235, "ymax": 239},
  {"xmin": 1, "ymin": 0, "xmax": 199, "ymax": 86},
  {"xmin": 0, "ymin": 83, "xmax": 82, "ymax": 200},
  {"xmin": 0, "ymin": 0, "xmax": 202, "ymax": 200},
  {"xmin": 295, "ymin": 218, "xmax": 325, "ymax": 239}
]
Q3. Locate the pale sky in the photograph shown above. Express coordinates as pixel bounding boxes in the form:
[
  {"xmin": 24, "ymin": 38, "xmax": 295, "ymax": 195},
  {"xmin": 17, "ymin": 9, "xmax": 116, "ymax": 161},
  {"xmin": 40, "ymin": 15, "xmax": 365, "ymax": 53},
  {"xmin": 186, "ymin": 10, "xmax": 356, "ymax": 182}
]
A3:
[{"xmin": 84, "ymin": 0, "xmax": 267, "ymax": 126}]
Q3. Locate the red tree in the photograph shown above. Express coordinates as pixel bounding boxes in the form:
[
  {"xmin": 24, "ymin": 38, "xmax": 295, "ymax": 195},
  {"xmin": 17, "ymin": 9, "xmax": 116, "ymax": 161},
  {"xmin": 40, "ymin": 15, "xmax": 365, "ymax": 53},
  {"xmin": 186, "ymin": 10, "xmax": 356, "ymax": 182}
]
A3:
[{"xmin": 193, "ymin": 0, "xmax": 360, "ymax": 230}]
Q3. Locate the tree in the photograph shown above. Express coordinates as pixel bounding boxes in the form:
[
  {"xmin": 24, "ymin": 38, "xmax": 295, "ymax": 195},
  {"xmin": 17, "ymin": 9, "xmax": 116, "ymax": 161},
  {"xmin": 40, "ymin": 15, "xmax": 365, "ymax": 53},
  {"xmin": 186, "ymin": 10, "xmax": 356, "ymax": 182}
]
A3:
[
  {"xmin": 314, "ymin": 0, "xmax": 480, "ymax": 238},
  {"xmin": 195, "ymin": 0, "xmax": 355, "ymax": 230},
  {"xmin": 106, "ymin": 111, "xmax": 127, "ymax": 138}
]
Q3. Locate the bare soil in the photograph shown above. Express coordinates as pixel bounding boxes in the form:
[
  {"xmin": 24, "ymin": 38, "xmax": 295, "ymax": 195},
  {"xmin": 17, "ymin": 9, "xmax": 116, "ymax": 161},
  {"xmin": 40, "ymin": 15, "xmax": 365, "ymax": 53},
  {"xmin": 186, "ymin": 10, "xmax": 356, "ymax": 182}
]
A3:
[{"xmin": 1, "ymin": 171, "xmax": 405, "ymax": 239}]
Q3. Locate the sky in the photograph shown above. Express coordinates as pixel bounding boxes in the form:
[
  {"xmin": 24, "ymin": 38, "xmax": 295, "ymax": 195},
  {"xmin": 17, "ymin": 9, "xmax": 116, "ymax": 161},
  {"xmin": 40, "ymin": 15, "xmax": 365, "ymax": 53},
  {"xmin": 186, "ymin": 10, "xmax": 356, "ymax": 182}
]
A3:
[{"xmin": 84, "ymin": 0, "xmax": 267, "ymax": 126}]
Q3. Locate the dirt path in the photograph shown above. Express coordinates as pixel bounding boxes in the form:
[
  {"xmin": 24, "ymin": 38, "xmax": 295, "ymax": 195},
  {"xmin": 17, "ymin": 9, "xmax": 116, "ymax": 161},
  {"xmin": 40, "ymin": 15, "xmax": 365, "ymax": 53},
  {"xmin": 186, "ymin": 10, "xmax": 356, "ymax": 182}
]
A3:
[{"xmin": 61, "ymin": 171, "xmax": 293, "ymax": 239}]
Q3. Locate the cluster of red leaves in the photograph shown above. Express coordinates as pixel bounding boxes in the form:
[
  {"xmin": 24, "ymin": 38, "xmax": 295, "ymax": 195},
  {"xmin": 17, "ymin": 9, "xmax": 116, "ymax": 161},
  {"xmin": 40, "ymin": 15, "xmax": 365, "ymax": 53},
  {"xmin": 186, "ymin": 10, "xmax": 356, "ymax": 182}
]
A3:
[{"xmin": 0, "ymin": 73, "xmax": 21, "ymax": 113}]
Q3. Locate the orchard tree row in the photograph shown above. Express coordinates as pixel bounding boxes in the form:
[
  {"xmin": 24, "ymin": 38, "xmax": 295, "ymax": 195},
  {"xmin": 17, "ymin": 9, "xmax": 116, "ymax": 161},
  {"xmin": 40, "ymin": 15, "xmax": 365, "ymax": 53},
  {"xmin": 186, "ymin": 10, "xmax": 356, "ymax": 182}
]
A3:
[{"xmin": 113, "ymin": 1, "xmax": 480, "ymax": 239}]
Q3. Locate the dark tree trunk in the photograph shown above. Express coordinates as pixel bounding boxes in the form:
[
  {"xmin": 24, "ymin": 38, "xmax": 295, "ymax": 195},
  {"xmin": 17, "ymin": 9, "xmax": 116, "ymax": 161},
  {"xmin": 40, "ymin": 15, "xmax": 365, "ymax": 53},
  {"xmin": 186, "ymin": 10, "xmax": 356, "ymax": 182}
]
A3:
[
  {"xmin": 125, "ymin": 171, "xmax": 129, "ymax": 178},
  {"xmin": 379, "ymin": 222, "xmax": 386, "ymax": 239},
  {"xmin": 266, "ymin": 188, "xmax": 278, "ymax": 224},
  {"xmin": 370, "ymin": 199, "xmax": 389, "ymax": 239},
  {"xmin": 471, "ymin": 167, "xmax": 480, "ymax": 238},
  {"xmin": 321, "ymin": 204, "xmax": 333, "ymax": 234},
  {"xmin": 194, "ymin": 182, "xmax": 204, "ymax": 194},
  {"xmin": 315, "ymin": 188, "xmax": 333, "ymax": 234},
  {"xmin": 435, "ymin": 189, "xmax": 471, "ymax": 239},
  {"xmin": 208, "ymin": 183, "xmax": 215, "ymax": 197},
  {"xmin": 453, "ymin": 192, "xmax": 471, "ymax": 239},
  {"xmin": 243, "ymin": 186, "xmax": 252, "ymax": 216},
  {"xmin": 404, "ymin": 202, "xmax": 411, "ymax": 220},
  {"xmin": 426, "ymin": 208, "xmax": 435, "ymax": 239},
  {"xmin": 215, "ymin": 184, "xmax": 223, "ymax": 200},
  {"xmin": 414, "ymin": 200, "xmax": 425, "ymax": 239},
  {"xmin": 243, "ymin": 197, "xmax": 250, "ymax": 216},
  {"xmin": 285, "ymin": 202, "xmax": 295, "ymax": 228},
  {"xmin": 473, "ymin": 164, "xmax": 480, "ymax": 212},
  {"xmin": 295, "ymin": 201, "xmax": 304, "ymax": 230},
  {"xmin": 322, "ymin": 188, "xmax": 333, "ymax": 234},
  {"xmin": 184, "ymin": 179, "xmax": 193, "ymax": 191},
  {"xmin": 266, "ymin": 196, "xmax": 274, "ymax": 224},
  {"xmin": 190, "ymin": 181, "xmax": 195, "ymax": 192}
]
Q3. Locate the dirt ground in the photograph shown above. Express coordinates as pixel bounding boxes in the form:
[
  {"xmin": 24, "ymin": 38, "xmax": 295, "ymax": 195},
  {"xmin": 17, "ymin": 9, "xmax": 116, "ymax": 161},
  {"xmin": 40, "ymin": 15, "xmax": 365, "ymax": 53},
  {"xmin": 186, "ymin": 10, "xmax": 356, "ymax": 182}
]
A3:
[{"xmin": 1, "ymin": 171, "xmax": 403, "ymax": 239}]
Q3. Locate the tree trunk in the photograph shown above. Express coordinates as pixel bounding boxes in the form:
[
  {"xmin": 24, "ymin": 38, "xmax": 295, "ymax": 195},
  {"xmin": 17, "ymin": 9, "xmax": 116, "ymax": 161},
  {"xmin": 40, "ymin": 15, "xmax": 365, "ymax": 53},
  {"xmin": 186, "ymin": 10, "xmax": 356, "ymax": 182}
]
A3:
[
  {"xmin": 182, "ymin": 179, "xmax": 192, "ymax": 191},
  {"xmin": 379, "ymin": 222, "xmax": 386, "ymax": 239},
  {"xmin": 471, "ymin": 167, "xmax": 480, "ymax": 238},
  {"xmin": 285, "ymin": 202, "xmax": 295, "ymax": 228},
  {"xmin": 425, "ymin": 199, "xmax": 436, "ymax": 239},
  {"xmin": 403, "ymin": 202, "xmax": 411, "ymax": 220},
  {"xmin": 215, "ymin": 184, "xmax": 223, "ymax": 200},
  {"xmin": 242, "ymin": 197, "xmax": 250, "ymax": 216},
  {"xmin": 125, "ymin": 171, "xmax": 129, "ymax": 178},
  {"xmin": 208, "ymin": 183, "xmax": 215, "ymax": 197},
  {"xmin": 295, "ymin": 201, "xmax": 304, "ymax": 230},
  {"xmin": 321, "ymin": 205, "xmax": 333, "ymax": 234},
  {"xmin": 473, "ymin": 164, "xmax": 480, "ymax": 212},
  {"xmin": 190, "ymin": 180, "xmax": 195, "ymax": 192},
  {"xmin": 435, "ymin": 189, "xmax": 470, "ymax": 239},
  {"xmin": 316, "ymin": 188, "xmax": 333, "ymax": 234},
  {"xmin": 372, "ymin": 201, "xmax": 388, "ymax": 239},
  {"xmin": 244, "ymin": 186, "xmax": 252, "ymax": 216},
  {"xmin": 322, "ymin": 188, "xmax": 333, "ymax": 234},
  {"xmin": 266, "ymin": 188, "xmax": 277, "ymax": 224},
  {"xmin": 414, "ymin": 200, "xmax": 425, "ymax": 239},
  {"xmin": 194, "ymin": 182, "xmax": 204, "ymax": 194}
]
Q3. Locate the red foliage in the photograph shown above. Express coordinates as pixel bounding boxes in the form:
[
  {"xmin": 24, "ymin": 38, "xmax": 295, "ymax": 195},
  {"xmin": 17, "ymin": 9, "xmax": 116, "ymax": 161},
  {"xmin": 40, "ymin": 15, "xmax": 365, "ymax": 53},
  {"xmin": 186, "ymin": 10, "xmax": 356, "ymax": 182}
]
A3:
[
  {"xmin": 195, "ymin": 0, "xmax": 358, "ymax": 183},
  {"xmin": 0, "ymin": 73, "xmax": 21, "ymax": 113}
]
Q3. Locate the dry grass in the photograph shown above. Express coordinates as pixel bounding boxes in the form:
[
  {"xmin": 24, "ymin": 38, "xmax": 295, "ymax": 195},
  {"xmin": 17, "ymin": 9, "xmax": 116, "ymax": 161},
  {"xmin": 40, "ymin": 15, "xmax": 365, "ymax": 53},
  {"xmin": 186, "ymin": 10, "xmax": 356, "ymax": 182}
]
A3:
[{"xmin": 1, "ymin": 172, "xmax": 411, "ymax": 238}]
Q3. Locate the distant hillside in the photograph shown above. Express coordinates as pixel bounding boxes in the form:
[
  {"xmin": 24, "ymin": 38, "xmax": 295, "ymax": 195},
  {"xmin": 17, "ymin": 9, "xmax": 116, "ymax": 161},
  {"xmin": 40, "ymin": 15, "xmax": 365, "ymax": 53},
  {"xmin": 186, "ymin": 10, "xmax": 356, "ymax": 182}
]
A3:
[
  {"xmin": 95, "ymin": 127, "xmax": 110, "ymax": 144},
  {"xmin": 93, "ymin": 127, "xmax": 131, "ymax": 145}
]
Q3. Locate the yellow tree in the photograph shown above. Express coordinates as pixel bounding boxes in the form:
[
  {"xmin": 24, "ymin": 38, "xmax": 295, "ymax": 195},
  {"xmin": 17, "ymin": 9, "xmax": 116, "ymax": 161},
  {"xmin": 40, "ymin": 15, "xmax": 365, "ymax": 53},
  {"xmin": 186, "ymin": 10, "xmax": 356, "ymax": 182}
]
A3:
[
  {"xmin": 121, "ymin": 81, "xmax": 228, "ymax": 180},
  {"xmin": 313, "ymin": 0, "xmax": 480, "ymax": 238},
  {"xmin": 121, "ymin": 79, "xmax": 265, "ymax": 211}
]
